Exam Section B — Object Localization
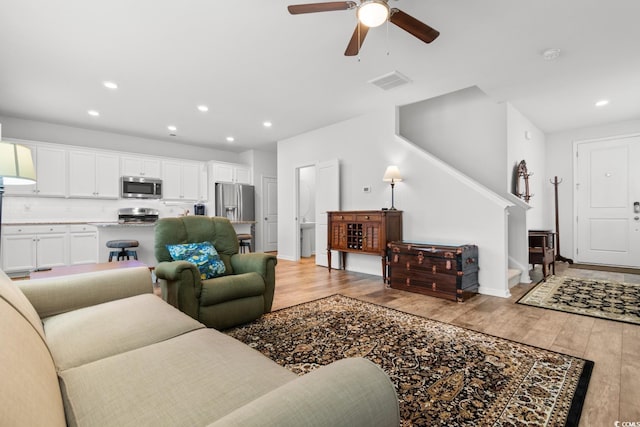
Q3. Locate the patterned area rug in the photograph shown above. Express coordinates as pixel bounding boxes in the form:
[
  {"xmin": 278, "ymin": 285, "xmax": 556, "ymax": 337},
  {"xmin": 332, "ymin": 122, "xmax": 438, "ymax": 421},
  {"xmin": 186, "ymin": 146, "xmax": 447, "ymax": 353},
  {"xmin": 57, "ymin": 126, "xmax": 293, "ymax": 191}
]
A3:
[
  {"xmin": 518, "ymin": 275, "xmax": 640, "ymax": 326},
  {"xmin": 227, "ymin": 295, "xmax": 593, "ymax": 426}
]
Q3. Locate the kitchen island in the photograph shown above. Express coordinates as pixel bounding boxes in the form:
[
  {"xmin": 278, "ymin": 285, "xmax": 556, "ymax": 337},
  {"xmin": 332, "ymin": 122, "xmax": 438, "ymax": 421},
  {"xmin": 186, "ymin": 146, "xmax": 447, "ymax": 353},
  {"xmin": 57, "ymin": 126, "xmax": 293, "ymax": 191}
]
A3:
[{"xmin": 89, "ymin": 222, "xmax": 157, "ymax": 268}]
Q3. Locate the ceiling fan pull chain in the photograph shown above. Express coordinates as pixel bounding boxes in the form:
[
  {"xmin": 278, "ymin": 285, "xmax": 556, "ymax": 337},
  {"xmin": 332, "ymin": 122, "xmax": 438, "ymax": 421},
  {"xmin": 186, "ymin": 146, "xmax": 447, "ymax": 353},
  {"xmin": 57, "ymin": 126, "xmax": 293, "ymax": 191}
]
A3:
[{"xmin": 386, "ymin": 19, "xmax": 390, "ymax": 56}]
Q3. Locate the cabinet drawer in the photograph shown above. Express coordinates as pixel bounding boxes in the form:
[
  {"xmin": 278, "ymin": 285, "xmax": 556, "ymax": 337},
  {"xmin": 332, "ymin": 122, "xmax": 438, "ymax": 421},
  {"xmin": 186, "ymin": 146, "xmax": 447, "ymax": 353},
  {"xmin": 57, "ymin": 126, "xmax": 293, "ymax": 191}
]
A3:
[
  {"xmin": 390, "ymin": 269, "xmax": 458, "ymax": 293},
  {"xmin": 356, "ymin": 213, "xmax": 381, "ymax": 222},
  {"xmin": 389, "ymin": 277, "xmax": 457, "ymax": 301},
  {"xmin": 69, "ymin": 224, "xmax": 97, "ymax": 233},
  {"xmin": 390, "ymin": 253, "xmax": 464, "ymax": 276},
  {"xmin": 3, "ymin": 225, "xmax": 68, "ymax": 234},
  {"xmin": 331, "ymin": 214, "xmax": 354, "ymax": 221}
]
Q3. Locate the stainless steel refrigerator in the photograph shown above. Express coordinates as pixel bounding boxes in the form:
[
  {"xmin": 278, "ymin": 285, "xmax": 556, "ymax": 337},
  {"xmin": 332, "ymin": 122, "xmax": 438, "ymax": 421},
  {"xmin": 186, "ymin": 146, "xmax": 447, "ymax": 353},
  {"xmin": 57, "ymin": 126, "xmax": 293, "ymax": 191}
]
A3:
[{"xmin": 215, "ymin": 183, "xmax": 255, "ymax": 221}]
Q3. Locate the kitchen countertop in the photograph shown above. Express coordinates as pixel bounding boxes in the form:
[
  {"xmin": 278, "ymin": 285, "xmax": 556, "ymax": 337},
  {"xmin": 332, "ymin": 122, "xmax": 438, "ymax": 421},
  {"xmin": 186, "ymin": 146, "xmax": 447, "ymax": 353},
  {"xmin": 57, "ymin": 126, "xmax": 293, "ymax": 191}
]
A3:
[
  {"xmin": 4, "ymin": 218, "xmax": 256, "ymax": 226},
  {"xmin": 88, "ymin": 222, "xmax": 156, "ymax": 227},
  {"xmin": 3, "ymin": 221, "xmax": 94, "ymax": 226}
]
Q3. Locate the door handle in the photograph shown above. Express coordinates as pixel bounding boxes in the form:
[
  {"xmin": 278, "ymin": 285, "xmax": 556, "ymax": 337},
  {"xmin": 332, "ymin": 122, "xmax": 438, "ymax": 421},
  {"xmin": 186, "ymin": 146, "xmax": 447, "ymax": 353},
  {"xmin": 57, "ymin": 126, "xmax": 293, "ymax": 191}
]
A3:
[{"xmin": 634, "ymin": 201, "xmax": 640, "ymax": 213}]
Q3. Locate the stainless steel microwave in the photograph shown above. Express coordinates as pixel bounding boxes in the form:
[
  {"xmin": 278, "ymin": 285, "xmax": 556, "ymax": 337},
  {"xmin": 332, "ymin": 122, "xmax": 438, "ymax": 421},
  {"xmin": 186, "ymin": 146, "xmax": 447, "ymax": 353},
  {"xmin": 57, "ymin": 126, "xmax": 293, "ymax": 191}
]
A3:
[{"xmin": 120, "ymin": 176, "xmax": 162, "ymax": 199}]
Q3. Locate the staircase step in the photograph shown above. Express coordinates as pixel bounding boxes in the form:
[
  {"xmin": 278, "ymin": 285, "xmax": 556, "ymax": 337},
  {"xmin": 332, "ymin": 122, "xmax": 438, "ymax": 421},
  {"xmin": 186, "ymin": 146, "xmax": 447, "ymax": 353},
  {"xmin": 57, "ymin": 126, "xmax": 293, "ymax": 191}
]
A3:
[{"xmin": 508, "ymin": 269, "xmax": 521, "ymax": 288}]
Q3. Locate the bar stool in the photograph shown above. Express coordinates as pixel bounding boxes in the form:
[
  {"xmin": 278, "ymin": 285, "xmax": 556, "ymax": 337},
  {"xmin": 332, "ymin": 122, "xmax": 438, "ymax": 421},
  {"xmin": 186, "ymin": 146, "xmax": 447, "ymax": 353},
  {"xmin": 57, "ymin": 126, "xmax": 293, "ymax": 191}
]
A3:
[
  {"xmin": 107, "ymin": 240, "xmax": 139, "ymax": 262},
  {"xmin": 237, "ymin": 234, "xmax": 252, "ymax": 254}
]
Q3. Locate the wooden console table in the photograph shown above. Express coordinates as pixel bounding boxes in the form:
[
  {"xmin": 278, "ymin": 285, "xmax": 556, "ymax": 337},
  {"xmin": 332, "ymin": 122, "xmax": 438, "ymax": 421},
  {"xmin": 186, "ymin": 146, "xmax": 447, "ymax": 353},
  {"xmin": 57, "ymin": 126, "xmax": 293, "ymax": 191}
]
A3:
[{"xmin": 327, "ymin": 210, "xmax": 402, "ymax": 282}]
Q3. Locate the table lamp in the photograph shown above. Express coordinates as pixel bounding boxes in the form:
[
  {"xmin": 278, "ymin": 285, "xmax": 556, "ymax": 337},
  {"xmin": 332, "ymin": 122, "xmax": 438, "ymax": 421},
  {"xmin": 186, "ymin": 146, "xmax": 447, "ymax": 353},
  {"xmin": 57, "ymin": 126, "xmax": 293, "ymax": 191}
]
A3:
[{"xmin": 383, "ymin": 165, "xmax": 402, "ymax": 210}]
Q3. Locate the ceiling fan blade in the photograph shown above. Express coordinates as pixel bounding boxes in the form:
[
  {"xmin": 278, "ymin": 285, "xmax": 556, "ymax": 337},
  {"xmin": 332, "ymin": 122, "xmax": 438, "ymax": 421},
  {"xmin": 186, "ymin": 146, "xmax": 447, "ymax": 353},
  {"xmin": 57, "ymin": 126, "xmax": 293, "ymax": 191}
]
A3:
[
  {"xmin": 288, "ymin": 1, "xmax": 356, "ymax": 14},
  {"xmin": 344, "ymin": 22, "xmax": 370, "ymax": 56},
  {"xmin": 389, "ymin": 9, "xmax": 440, "ymax": 44}
]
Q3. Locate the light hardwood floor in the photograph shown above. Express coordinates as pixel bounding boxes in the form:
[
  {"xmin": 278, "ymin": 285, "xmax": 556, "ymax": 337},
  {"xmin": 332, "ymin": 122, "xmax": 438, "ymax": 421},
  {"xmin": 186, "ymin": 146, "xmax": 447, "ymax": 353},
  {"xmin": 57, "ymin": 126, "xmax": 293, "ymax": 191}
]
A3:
[{"xmin": 273, "ymin": 257, "xmax": 640, "ymax": 427}]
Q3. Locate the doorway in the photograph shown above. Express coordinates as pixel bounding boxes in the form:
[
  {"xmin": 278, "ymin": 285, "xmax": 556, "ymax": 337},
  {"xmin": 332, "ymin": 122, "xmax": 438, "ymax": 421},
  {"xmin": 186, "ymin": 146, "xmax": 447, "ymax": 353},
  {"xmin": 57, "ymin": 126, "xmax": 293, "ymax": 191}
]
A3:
[
  {"xmin": 297, "ymin": 165, "xmax": 316, "ymax": 259},
  {"xmin": 262, "ymin": 176, "xmax": 278, "ymax": 252},
  {"xmin": 293, "ymin": 159, "xmax": 340, "ymax": 265},
  {"xmin": 575, "ymin": 134, "xmax": 640, "ymax": 267}
]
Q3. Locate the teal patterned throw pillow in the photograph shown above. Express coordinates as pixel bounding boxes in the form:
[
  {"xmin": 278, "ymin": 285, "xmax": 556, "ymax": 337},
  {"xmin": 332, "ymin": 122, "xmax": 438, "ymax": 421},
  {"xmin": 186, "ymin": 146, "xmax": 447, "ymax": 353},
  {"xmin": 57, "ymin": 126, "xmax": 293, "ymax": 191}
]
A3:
[{"xmin": 166, "ymin": 242, "xmax": 226, "ymax": 280}]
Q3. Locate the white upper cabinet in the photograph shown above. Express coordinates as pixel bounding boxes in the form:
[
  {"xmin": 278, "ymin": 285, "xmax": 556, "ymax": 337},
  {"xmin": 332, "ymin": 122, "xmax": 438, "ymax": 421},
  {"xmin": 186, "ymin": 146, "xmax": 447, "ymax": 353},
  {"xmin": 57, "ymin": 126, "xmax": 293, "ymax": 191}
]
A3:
[
  {"xmin": 121, "ymin": 156, "xmax": 162, "ymax": 178},
  {"xmin": 4, "ymin": 144, "xmax": 67, "ymax": 197},
  {"xmin": 211, "ymin": 161, "xmax": 252, "ymax": 184},
  {"xmin": 162, "ymin": 160, "xmax": 204, "ymax": 201},
  {"xmin": 68, "ymin": 150, "xmax": 119, "ymax": 199}
]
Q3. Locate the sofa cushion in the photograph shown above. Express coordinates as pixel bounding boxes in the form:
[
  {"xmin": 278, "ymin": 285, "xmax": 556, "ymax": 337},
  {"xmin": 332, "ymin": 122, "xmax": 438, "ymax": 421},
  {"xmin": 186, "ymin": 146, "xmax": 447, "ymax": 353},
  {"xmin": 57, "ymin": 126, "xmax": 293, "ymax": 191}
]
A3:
[
  {"xmin": 20, "ymin": 266, "xmax": 154, "ymax": 318},
  {"xmin": 44, "ymin": 293, "xmax": 204, "ymax": 371},
  {"xmin": 0, "ymin": 297, "xmax": 66, "ymax": 426},
  {"xmin": 166, "ymin": 241, "xmax": 226, "ymax": 279},
  {"xmin": 0, "ymin": 269, "xmax": 46, "ymax": 339},
  {"xmin": 59, "ymin": 328, "xmax": 297, "ymax": 427},
  {"xmin": 200, "ymin": 272, "xmax": 265, "ymax": 306}
]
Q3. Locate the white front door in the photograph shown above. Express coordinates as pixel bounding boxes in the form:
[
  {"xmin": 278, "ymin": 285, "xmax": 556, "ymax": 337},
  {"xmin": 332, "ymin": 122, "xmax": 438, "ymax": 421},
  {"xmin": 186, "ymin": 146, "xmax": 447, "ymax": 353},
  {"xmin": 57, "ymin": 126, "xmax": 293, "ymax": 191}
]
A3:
[
  {"xmin": 262, "ymin": 176, "xmax": 278, "ymax": 252},
  {"xmin": 315, "ymin": 159, "xmax": 340, "ymax": 268},
  {"xmin": 576, "ymin": 135, "xmax": 640, "ymax": 267}
]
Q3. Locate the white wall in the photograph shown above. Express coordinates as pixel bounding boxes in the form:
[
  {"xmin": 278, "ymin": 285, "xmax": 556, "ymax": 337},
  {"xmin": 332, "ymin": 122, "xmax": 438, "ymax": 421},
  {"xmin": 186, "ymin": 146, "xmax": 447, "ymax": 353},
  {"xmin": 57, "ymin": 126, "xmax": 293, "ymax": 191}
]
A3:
[
  {"xmin": 398, "ymin": 86, "xmax": 508, "ymax": 194},
  {"xmin": 546, "ymin": 118, "xmax": 640, "ymax": 259},
  {"xmin": 278, "ymin": 106, "xmax": 513, "ymax": 298},
  {"xmin": 506, "ymin": 104, "xmax": 548, "ymax": 229}
]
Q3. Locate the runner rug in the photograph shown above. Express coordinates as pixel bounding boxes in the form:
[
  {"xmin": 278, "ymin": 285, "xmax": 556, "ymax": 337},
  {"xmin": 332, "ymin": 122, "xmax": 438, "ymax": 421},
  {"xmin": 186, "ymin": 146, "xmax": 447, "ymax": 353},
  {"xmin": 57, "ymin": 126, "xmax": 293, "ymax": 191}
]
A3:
[
  {"xmin": 518, "ymin": 275, "xmax": 640, "ymax": 326},
  {"xmin": 226, "ymin": 294, "xmax": 593, "ymax": 426}
]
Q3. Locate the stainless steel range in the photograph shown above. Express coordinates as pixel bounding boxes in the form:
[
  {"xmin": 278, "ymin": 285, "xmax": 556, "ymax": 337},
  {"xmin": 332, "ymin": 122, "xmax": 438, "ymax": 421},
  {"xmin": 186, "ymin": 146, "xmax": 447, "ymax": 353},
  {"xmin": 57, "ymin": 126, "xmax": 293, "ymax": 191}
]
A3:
[{"xmin": 118, "ymin": 207, "xmax": 159, "ymax": 224}]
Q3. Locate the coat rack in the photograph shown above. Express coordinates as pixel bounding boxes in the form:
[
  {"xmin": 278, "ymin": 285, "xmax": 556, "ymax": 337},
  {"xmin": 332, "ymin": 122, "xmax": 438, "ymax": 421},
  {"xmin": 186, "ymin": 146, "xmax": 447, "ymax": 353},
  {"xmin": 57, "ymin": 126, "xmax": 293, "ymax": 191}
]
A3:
[{"xmin": 550, "ymin": 176, "xmax": 573, "ymax": 264}]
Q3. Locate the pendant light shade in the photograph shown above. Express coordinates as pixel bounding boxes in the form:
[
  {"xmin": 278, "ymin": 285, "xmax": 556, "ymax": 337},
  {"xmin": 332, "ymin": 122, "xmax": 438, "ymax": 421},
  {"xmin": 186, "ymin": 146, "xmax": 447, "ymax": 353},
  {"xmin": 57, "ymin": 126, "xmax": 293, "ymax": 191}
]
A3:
[{"xmin": 0, "ymin": 142, "xmax": 36, "ymax": 185}]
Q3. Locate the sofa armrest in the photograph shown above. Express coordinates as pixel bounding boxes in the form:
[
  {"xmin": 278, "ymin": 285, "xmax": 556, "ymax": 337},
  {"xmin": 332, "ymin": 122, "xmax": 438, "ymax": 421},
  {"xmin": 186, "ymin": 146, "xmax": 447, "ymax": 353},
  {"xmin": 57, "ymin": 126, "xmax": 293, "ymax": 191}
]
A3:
[
  {"xmin": 207, "ymin": 358, "xmax": 399, "ymax": 427},
  {"xmin": 155, "ymin": 261, "xmax": 202, "ymax": 319},
  {"xmin": 17, "ymin": 267, "xmax": 153, "ymax": 319},
  {"xmin": 230, "ymin": 253, "xmax": 277, "ymax": 312}
]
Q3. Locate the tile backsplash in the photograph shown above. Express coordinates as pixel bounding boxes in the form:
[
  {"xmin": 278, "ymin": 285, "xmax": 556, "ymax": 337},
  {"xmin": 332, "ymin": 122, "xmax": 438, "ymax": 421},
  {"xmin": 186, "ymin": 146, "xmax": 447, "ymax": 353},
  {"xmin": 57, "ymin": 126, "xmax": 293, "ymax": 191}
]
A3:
[{"xmin": 2, "ymin": 196, "xmax": 196, "ymax": 223}]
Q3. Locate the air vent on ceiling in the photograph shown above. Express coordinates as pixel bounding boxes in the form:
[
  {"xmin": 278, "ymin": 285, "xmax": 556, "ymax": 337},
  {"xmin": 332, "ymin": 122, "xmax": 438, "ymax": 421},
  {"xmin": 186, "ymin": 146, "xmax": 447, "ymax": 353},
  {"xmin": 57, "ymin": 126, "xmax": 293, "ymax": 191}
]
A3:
[{"xmin": 368, "ymin": 70, "xmax": 412, "ymax": 91}]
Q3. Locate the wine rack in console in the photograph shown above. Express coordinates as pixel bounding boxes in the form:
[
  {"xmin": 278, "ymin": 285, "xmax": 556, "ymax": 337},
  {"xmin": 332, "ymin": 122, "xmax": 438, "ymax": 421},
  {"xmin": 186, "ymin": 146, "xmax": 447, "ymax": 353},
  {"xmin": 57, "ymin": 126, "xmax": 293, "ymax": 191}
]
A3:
[{"xmin": 327, "ymin": 210, "xmax": 403, "ymax": 282}]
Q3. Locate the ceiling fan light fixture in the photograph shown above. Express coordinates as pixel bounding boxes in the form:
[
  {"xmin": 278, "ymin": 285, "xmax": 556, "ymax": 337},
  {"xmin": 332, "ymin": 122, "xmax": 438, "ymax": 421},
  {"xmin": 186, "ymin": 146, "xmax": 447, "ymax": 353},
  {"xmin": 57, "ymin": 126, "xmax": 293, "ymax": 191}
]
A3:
[{"xmin": 357, "ymin": 0, "xmax": 389, "ymax": 28}]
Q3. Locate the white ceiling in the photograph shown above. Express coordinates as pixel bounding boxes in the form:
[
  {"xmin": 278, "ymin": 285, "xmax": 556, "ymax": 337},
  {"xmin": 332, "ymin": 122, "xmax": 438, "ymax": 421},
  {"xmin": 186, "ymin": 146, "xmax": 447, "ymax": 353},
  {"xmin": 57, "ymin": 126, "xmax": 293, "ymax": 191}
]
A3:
[{"xmin": 1, "ymin": 0, "xmax": 639, "ymax": 153}]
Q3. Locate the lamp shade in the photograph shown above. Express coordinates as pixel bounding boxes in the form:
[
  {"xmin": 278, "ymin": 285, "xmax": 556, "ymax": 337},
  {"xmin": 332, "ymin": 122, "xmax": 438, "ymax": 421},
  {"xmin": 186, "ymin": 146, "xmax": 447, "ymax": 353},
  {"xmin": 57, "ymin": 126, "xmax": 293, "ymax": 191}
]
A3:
[
  {"xmin": 383, "ymin": 165, "xmax": 403, "ymax": 182},
  {"xmin": 0, "ymin": 142, "xmax": 36, "ymax": 185},
  {"xmin": 357, "ymin": 0, "xmax": 389, "ymax": 28}
]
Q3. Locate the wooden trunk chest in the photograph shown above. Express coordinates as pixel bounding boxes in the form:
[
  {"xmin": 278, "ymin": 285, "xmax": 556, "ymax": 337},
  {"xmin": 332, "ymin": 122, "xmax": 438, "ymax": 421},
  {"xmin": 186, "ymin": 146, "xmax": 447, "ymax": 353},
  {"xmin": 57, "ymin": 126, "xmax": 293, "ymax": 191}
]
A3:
[{"xmin": 387, "ymin": 241, "xmax": 479, "ymax": 302}]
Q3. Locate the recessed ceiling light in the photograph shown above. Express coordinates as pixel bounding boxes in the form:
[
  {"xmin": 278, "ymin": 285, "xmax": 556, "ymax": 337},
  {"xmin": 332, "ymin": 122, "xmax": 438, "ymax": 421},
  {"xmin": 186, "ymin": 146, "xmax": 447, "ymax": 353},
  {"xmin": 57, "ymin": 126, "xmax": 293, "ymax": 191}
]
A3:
[
  {"xmin": 103, "ymin": 81, "xmax": 118, "ymax": 90},
  {"xmin": 542, "ymin": 48, "xmax": 561, "ymax": 61},
  {"xmin": 167, "ymin": 125, "xmax": 177, "ymax": 132},
  {"xmin": 595, "ymin": 99, "xmax": 610, "ymax": 107},
  {"xmin": 88, "ymin": 110, "xmax": 100, "ymax": 117},
  {"xmin": 263, "ymin": 121, "xmax": 272, "ymax": 128},
  {"xmin": 226, "ymin": 136, "xmax": 235, "ymax": 143},
  {"xmin": 197, "ymin": 105, "xmax": 209, "ymax": 112}
]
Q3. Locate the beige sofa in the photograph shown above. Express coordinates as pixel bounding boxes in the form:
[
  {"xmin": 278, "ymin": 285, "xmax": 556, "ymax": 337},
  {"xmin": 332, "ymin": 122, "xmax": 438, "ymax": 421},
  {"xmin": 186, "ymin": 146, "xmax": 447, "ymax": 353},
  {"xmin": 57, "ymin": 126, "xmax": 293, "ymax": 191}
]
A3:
[{"xmin": 0, "ymin": 267, "xmax": 399, "ymax": 427}]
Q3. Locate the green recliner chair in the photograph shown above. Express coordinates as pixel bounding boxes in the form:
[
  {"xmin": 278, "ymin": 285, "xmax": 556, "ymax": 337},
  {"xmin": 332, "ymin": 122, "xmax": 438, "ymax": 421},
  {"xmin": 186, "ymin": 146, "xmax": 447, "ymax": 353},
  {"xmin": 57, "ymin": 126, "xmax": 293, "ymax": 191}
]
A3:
[{"xmin": 154, "ymin": 216, "xmax": 277, "ymax": 330}]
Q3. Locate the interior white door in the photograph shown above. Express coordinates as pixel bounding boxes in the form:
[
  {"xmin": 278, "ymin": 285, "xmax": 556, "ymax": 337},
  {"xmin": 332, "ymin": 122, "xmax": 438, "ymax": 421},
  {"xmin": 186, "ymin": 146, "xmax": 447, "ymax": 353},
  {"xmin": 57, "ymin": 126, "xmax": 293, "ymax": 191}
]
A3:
[
  {"xmin": 576, "ymin": 135, "xmax": 640, "ymax": 267},
  {"xmin": 315, "ymin": 159, "xmax": 340, "ymax": 267},
  {"xmin": 262, "ymin": 176, "xmax": 278, "ymax": 252}
]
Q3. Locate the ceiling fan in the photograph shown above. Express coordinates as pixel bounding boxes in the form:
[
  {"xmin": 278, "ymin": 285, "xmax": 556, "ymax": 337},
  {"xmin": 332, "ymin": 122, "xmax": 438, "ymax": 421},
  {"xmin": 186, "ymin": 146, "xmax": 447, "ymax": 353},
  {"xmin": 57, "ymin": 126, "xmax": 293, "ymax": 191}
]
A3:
[{"xmin": 287, "ymin": 0, "xmax": 440, "ymax": 56}]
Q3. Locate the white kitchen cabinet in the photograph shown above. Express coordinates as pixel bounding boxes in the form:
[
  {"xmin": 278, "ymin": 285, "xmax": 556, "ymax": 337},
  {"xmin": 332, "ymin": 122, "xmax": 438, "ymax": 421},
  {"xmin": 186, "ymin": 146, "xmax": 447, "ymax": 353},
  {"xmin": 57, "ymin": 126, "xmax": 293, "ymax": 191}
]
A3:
[
  {"xmin": 1, "ymin": 225, "xmax": 68, "ymax": 274},
  {"xmin": 68, "ymin": 150, "xmax": 120, "ymax": 199},
  {"xmin": 121, "ymin": 156, "xmax": 162, "ymax": 178},
  {"xmin": 210, "ymin": 161, "xmax": 252, "ymax": 184},
  {"xmin": 4, "ymin": 144, "xmax": 67, "ymax": 197},
  {"xmin": 162, "ymin": 160, "xmax": 203, "ymax": 201},
  {"xmin": 69, "ymin": 225, "xmax": 98, "ymax": 265}
]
